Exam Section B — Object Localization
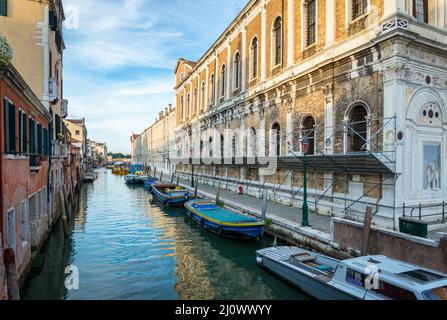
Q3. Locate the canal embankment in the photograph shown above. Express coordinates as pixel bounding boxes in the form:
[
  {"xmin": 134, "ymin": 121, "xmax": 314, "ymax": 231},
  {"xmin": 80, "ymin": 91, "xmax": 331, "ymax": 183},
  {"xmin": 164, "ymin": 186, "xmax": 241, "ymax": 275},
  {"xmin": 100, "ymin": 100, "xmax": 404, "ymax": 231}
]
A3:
[{"xmin": 162, "ymin": 173, "xmax": 447, "ymax": 272}]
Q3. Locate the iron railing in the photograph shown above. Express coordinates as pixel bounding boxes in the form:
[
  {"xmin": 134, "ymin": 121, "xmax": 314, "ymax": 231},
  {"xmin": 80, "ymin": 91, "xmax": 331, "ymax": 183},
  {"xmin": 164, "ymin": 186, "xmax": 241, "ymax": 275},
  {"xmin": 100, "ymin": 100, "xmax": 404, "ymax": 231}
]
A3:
[{"xmin": 402, "ymin": 202, "xmax": 446, "ymax": 223}]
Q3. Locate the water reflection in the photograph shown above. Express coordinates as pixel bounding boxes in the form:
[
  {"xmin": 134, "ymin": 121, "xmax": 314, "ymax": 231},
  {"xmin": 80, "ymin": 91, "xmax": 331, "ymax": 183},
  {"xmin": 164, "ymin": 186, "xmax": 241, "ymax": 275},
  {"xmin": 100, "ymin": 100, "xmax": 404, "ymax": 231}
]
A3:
[{"xmin": 21, "ymin": 169, "xmax": 307, "ymax": 300}]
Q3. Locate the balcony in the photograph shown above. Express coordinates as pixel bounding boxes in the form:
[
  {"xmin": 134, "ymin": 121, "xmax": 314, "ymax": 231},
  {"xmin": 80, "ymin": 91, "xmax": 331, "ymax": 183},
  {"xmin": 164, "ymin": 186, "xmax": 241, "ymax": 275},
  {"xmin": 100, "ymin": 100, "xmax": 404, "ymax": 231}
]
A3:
[
  {"xmin": 61, "ymin": 99, "xmax": 68, "ymax": 118},
  {"xmin": 49, "ymin": 77, "xmax": 58, "ymax": 102}
]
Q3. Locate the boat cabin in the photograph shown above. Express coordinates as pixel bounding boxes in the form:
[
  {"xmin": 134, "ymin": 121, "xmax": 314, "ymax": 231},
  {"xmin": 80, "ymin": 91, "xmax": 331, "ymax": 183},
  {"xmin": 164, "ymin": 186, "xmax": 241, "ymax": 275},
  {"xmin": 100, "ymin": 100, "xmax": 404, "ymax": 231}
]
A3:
[{"xmin": 331, "ymin": 255, "xmax": 447, "ymax": 300}]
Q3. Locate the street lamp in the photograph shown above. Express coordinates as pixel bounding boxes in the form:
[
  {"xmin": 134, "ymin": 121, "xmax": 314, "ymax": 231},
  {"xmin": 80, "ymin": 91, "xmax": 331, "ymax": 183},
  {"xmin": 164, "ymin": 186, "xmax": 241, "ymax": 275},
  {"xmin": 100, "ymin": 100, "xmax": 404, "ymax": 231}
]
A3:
[{"xmin": 301, "ymin": 140, "xmax": 310, "ymax": 227}]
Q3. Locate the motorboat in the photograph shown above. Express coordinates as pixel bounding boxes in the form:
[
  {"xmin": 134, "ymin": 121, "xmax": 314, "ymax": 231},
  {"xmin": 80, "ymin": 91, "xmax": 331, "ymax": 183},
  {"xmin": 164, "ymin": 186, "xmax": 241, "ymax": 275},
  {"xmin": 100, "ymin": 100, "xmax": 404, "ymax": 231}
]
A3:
[
  {"xmin": 256, "ymin": 246, "xmax": 447, "ymax": 300},
  {"xmin": 150, "ymin": 182, "xmax": 195, "ymax": 207}
]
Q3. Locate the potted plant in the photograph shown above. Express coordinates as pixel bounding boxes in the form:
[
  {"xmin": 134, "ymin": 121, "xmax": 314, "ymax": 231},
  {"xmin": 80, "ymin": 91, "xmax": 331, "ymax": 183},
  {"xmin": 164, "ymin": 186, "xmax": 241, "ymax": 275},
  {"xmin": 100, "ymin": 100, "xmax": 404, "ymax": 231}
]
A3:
[{"xmin": 0, "ymin": 34, "xmax": 13, "ymax": 64}]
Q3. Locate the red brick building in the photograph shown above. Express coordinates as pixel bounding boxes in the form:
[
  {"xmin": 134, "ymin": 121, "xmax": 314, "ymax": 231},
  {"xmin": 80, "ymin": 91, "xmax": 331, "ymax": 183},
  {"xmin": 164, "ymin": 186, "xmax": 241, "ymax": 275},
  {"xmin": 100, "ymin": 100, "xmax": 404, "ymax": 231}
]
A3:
[{"xmin": 0, "ymin": 64, "xmax": 52, "ymax": 296}]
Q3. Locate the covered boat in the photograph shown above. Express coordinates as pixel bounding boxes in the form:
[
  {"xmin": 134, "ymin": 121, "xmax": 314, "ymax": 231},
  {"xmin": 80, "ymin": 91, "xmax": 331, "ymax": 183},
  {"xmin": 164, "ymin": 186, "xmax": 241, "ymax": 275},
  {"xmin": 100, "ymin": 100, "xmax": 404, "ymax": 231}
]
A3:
[
  {"xmin": 256, "ymin": 246, "xmax": 447, "ymax": 300},
  {"xmin": 184, "ymin": 200, "xmax": 265, "ymax": 239},
  {"xmin": 124, "ymin": 171, "xmax": 150, "ymax": 185},
  {"xmin": 150, "ymin": 183, "xmax": 194, "ymax": 207}
]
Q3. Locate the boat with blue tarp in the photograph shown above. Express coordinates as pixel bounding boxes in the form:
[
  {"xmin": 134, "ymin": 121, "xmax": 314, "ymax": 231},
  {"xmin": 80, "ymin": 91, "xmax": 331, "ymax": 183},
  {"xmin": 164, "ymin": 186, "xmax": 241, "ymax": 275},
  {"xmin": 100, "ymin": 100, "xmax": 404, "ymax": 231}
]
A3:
[
  {"xmin": 184, "ymin": 200, "xmax": 265, "ymax": 239},
  {"xmin": 144, "ymin": 177, "xmax": 158, "ymax": 190},
  {"xmin": 150, "ymin": 182, "xmax": 195, "ymax": 207},
  {"xmin": 124, "ymin": 171, "xmax": 151, "ymax": 185}
]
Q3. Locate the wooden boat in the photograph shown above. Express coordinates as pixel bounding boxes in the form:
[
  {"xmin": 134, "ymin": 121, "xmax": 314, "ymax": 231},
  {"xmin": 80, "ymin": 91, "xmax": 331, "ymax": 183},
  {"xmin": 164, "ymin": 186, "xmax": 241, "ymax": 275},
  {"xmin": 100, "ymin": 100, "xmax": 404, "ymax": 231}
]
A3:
[
  {"xmin": 184, "ymin": 200, "xmax": 265, "ymax": 239},
  {"xmin": 83, "ymin": 171, "xmax": 97, "ymax": 182},
  {"xmin": 143, "ymin": 178, "xmax": 158, "ymax": 191},
  {"xmin": 256, "ymin": 246, "xmax": 447, "ymax": 300},
  {"xmin": 124, "ymin": 171, "xmax": 150, "ymax": 185},
  {"xmin": 150, "ymin": 183, "xmax": 195, "ymax": 207}
]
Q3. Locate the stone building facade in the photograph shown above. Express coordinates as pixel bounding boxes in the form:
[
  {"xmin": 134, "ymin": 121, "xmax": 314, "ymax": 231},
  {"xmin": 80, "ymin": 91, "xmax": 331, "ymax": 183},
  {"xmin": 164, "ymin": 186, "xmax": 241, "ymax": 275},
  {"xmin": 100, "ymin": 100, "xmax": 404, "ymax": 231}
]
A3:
[
  {"xmin": 130, "ymin": 104, "xmax": 176, "ymax": 174},
  {"xmin": 174, "ymin": 0, "xmax": 447, "ymax": 229}
]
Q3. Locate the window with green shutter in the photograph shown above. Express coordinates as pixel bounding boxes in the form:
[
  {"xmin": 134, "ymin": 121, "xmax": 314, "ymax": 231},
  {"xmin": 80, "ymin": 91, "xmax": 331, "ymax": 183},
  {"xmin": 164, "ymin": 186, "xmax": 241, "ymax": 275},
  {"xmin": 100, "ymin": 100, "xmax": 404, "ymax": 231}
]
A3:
[
  {"xmin": 37, "ymin": 123, "xmax": 42, "ymax": 155},
  {"xmin": 42, "ymin": 127, "xmax": 49, "ymax": 156},
  {"xmin": 0, "ymin": 0, "xmax": 7, "ymax": 17},
  {"xmin": 29, "ymin": 118, "xmax": 36, "ymax": 154},
  {"xmin": 21, "ymin": 112, "xmax": 27, "ymax": 153},
  {"xmin": 4, "ymin": 99, "xmax": 17, "ymax": 154}
]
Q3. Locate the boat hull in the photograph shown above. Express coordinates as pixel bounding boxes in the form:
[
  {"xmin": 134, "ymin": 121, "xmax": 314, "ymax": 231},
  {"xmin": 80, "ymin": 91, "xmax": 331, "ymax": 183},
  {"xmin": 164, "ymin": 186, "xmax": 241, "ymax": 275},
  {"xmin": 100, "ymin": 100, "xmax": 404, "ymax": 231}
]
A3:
[
  {"xmin": 256, "ymin": 249, "xmax": 358, "ymax": 300},
  {"xmin": 151, "ymin": 185, "xmax": 192, "ymax": 208},
  {"xmin": 185, "ymin": 202, "xmax": 264, "ymax": 240}
]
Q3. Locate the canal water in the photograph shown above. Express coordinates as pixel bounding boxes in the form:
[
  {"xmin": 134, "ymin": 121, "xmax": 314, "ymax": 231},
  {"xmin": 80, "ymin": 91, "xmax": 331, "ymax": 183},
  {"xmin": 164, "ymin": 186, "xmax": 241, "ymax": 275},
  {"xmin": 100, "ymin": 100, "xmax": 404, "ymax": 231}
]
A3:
[{"xmin": 21, "ymin": 169, "xmax": 308, "ymax": 300}]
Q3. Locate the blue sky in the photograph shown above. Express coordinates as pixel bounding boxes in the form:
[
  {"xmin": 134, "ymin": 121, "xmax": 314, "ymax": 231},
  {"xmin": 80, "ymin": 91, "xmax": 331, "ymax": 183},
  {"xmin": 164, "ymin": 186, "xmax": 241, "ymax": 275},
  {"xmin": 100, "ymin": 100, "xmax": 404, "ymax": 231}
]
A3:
[{"xmin": 63, "ymin": 0, "xmax": 248, "ymax": 154}]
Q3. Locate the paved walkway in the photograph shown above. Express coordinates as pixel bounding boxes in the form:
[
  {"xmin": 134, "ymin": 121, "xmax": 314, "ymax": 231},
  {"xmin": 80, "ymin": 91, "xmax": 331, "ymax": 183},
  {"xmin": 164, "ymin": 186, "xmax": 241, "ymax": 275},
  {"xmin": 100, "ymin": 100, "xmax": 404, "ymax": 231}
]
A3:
[{"xmin": 163, "ymin": 174, "xmax": 331, "ymax": 233}]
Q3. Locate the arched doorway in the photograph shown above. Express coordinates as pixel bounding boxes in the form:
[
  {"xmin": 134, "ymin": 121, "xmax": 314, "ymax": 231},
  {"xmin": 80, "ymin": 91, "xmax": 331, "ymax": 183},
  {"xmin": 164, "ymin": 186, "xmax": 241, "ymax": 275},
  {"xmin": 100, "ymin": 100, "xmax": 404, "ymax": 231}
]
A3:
[
  {"xmin": 302, "ymin": 116, "xmax": 316, "ymax": 155},
  {"xmin": 271, "ymin": 123, "xmax": 281, "ymax": 156}
]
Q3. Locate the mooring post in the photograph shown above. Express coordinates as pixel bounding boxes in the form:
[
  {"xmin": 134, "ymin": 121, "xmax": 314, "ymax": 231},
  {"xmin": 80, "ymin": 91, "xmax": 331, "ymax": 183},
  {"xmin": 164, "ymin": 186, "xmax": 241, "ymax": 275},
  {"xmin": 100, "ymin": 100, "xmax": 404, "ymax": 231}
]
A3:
[
  {"xmin": 176, "ymin": 175, "xmax": 180, "ymax": 186},
  {"xmin": 216, "ymin": 179, "xmax": 222, "ymax": 204},
  {"xmin": 361, "ymin": 206, "xmax": 374, "ymax": 256},
  {"xmin": 261, "ymin": 188, "xmax": 268, "ymax": 220},
  {"xmin": 153, "ymin": 167, "xmax": 157, "ymax": 180},
  {"xmin": 160, "ymin": 171, "xmax": 164, "ymax": 182},
  {"xmin": 170, "ymin": 172, "xmax": 175, "ymax": 184},
  {"xmin": 3, "ymin": 248, "xmax": 20, "ymax": 300},
  {"xmin": 194, "ymin": 178, "xmax": 199, "ymax": 197}
]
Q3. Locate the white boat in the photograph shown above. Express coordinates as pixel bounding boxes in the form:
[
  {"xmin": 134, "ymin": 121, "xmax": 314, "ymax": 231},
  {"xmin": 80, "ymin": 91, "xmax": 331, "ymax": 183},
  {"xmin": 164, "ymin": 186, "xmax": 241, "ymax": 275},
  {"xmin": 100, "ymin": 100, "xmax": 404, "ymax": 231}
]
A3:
[{"xmin": 256, "ymin": 246, "xmax": 447, "ymax": 300}]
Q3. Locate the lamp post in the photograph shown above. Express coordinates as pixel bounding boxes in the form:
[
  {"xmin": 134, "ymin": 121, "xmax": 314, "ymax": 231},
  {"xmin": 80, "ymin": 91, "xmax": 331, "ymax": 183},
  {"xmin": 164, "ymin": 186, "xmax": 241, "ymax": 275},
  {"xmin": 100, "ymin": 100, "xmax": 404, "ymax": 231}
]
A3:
[
  {"xmin": 190, "ymin": 145, "xmax": 195, "ymax": 188},
  {"xmin": 301, "ymin": 140, "xmax": 310, "ymax": 227}
]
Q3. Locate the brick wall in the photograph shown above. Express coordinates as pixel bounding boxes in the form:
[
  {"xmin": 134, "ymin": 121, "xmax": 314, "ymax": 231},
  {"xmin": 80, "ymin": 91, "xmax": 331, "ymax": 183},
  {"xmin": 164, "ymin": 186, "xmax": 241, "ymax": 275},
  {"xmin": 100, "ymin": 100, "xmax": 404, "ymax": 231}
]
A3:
[
  {"xmin": 0, "ymin": 236, "xmax": 6, "ymax": 300},
  {"xmin": 333, "ymin": 217, "xmax": 447, "ymax": 273}
]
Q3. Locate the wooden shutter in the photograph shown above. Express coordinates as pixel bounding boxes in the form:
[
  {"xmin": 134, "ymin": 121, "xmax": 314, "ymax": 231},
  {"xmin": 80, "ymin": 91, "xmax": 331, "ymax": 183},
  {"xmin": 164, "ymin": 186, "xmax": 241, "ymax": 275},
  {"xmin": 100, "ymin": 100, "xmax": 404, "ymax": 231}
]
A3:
[
  {"xmin": 3, "ymin": 99, "xmax": 9, "ymax": 153},
  {"xmin": 37, "ymin": 123, "xmax": 42, "ymax": 155},
  {"xmin": 8, "ymin": 102, "xmax": 16, "ymax": 154},
  {"xmin": 0, "ymin": 0, "xmax": 7, "ymax": 16},
  {"xmin": 29, "ymin": 118, "xmax": 35, "ymax": 154},
  {"xmin": 22, "ymin": 112, "xmax": 27, "ymax": 153}
]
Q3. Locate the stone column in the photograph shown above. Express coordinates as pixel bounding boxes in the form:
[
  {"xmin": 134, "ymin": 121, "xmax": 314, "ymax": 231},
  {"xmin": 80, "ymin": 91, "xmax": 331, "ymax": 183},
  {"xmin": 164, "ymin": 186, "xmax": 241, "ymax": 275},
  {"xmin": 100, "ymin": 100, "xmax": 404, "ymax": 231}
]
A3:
[
  {"xmin": 325, "ymin": 0, "xmax": 335, "ymax": 48},
  {"xmin": 287, "ymin": 0, "xmax": 295, "ymax": 67},
  {"xmin": 261, "ymin": 2, "xmax": 267, "ymax": 82},
  {"xmin": 205, "ymin": 65, "xmax": 209, "ymax": 110},
  {"xmin": 323, "ymin": 84, "xmax": 334, "ymax": 155},
  {"xmin": 214, "ymin": 52, "xmax": 219, "ymax": 106},
  {"xmin": 241, "ymin": 26, "xmax": 247, "ymax": 92},
  {"xmin": 226, "ymin": 39, "xmax": 231, "ymax": 99}
]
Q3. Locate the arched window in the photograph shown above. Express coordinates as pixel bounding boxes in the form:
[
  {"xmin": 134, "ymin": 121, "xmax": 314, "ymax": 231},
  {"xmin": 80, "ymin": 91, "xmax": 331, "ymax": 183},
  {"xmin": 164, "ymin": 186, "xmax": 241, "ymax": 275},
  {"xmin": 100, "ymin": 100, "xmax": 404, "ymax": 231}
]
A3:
[
  {"xmin": 193, "ymin": 88, "xmax": 198, "ymax": 115},
  {"xmin": 302, "ymin": 116, "xmax": 316, "ymax": 155},
  {"xmin": 220, "ymin": 134, "xmax": 225, "ymax": 158},
  {"xmin": 201, "ymin": 81, "xmax": 205, "ymax": 110},
  {"xmin": 210, "ymin": 74, "xmax": 216, "ymax": 105},
  {"xmin": 209, "ymin": 137, "xmax": 213, "ymax": 158},
  {"xmin": 186, "ymin": 94, "xmax": 190, "ymax": 118},
  {"xmin": 250, "ymin": 38, "xmax": 258, "ymax": 79},
  {"xmin": 248, "ymin": 127, "xmax": 257, "ymax": 158},
  {"xmin": 272, "ymin": 17, "xmax": 282, "ymax": 66},
  {"xmin": 220, "ymin": 65, "xmax": 226, "ymax": 97},
  {"xmin": 347, "ymin": 105, "xmax": 368, "ymax": 153},
  {"xmin": 233, "ymin": 52, "xmax": 240, "ymax": 90},
  {"xmin": 272, "ymin": 123, "xmax": 281, "ymax": 156},
  {"xmin": 180, "ymin": 96, "xmax": 184, "ymax": 120}
]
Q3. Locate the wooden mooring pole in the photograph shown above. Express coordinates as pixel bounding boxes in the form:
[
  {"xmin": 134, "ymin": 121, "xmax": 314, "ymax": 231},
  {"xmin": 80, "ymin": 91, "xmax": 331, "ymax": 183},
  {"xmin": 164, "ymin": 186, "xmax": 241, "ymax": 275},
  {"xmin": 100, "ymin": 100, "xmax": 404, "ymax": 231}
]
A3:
[
  {"xmin": 361, "ymin": 207, "xmax": 374, "ymax": 256},
  {"xmin": 3, "ymin": 248, "xmax": 20, "ymax": 300},
  {"xmin": 261, "ymin": 189, "xmax": 268, "ymax": 220},
  {"xmin": 216, "ymin": 179, "xmax": 222, "ymax": 204},
  {"xmin": 194, "ymin": 178, "xmax": 199, "ymax": 197}
]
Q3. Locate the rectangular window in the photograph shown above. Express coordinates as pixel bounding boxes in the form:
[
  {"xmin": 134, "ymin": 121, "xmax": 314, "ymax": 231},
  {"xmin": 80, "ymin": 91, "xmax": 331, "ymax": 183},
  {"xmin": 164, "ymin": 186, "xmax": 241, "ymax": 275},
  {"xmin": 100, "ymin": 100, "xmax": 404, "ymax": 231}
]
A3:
[
  {"xmin": 29, "ymin": 118, "xmax": 36, "ymax": 154},
  {"xmin": 307, "ymin": 0, "xmax": 316, "ymax": 46},
  {"xmin": 413, "ymin": 0, "xmax": 428, "ymax": 23},
  {"xmin": 0, "ymin": 0, "xmax": 7, "ymax": 16},
  {"xmin": 7, "ymin": 208, "xmax": 16, "ymax": 252},
  {"xmin": 353, "ymin": 0, "xmax": 368, "ymax": 20},
  {"xmin": 21, "ymin": 111, "xmax": 28, "ymax": 154},
  {"xmin": 21, "ymin": 201, "xmax": 27, "ymax": 242},
  {"xmin": 346, "ymin": 269, "xmax": 367, "ymax": 288},
  {"xmin": 75, "ymin": 130, "xmax": 80, "ymax": 135},
  {"xmin": 37, "ymin": 123, "xmax": 43, "ymax": 155},
  {"xmin": 374, "ymin": 281, "xmax": 417, "ymax": 300},
  {"xmin": 4, "ymin": 99, "xmax": 17, "ymax": 154}
]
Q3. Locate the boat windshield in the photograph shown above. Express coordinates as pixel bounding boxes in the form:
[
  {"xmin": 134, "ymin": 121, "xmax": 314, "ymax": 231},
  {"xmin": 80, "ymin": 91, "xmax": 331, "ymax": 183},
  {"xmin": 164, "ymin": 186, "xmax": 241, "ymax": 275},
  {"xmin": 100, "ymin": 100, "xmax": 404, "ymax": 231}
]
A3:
[{"xmin": 422, "ymin": 286, "xmax": 447, "ymax": 300}]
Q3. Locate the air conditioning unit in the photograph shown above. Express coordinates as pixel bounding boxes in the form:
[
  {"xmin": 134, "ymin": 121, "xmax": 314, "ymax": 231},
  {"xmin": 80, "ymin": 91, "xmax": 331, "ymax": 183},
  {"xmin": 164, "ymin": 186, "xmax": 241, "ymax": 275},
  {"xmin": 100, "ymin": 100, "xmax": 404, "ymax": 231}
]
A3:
[
  {"xmin": 49, "ymin": 77, "xmax": 58, "ymax": 102},
  {"xmin": 61, "ymin": 99, "xmax": 68, "ymax": 118}
]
